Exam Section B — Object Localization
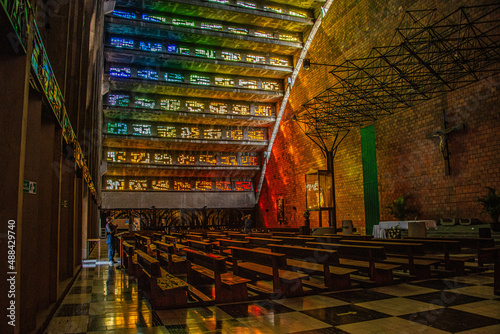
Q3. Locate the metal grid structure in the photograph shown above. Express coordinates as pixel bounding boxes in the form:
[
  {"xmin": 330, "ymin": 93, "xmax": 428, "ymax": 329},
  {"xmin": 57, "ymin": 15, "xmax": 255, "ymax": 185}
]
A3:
[{"xmin": 296, "ymin": 4, "xmax": 500, "ymax": 141}]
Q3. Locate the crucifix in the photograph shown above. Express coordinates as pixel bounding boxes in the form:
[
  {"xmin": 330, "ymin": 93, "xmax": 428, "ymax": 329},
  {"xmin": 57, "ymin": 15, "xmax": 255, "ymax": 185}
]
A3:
[{"xmin": 426, "ymin": 110, "xmax": 465, "ymax": 176}]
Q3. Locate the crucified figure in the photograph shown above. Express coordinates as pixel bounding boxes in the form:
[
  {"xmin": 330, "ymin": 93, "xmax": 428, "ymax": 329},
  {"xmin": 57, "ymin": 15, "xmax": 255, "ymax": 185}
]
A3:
[{"xmin": 426, "ymin": 111, "xmax": 465, "ymax": 176}]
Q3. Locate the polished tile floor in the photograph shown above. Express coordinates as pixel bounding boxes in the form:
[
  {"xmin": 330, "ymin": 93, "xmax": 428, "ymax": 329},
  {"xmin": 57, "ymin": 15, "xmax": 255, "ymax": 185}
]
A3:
[{"xmin": 44, "ymin": 243, "xmax": 500, "ymax": 333}]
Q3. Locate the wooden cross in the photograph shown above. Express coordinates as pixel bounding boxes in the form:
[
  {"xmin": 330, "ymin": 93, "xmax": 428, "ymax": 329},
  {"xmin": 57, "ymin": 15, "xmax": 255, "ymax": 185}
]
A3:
[{"xmin": 426, "ymin": 110, "xmax": 465, "ymax": 176}]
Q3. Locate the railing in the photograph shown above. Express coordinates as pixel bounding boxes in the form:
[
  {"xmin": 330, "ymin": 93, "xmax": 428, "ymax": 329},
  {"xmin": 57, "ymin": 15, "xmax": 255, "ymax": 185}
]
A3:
[{"xmin": 2, "ymin": 2, "xmax": 97, "ymax": 200}]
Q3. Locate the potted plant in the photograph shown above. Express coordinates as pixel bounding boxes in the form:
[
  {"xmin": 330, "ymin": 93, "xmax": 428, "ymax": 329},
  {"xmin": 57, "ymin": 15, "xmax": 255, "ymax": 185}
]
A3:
[
  {"xmin": 477, "ymin": 187, "xmax": 500, "ymax": 232},
  {"xmin": 387, "ymin": 195, "xmax": 415, "ymax": 221},
  {"xmin": 300, "ymin": 209, "xmax": 311, "ymax": 235},
  {"xmin": 387, "ymin": 224, "xmax": 402, "ymax": 239},
  {"xmin": 303, "ymin": 209, "xmax": 311, "ymax": 228}
]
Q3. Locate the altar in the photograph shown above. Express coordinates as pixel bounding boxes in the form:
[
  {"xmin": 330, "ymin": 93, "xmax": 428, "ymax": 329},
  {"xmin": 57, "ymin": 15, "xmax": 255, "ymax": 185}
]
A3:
[{"xmin": 373, "ymin": 220, "xmax": 438, "ymax": 239}]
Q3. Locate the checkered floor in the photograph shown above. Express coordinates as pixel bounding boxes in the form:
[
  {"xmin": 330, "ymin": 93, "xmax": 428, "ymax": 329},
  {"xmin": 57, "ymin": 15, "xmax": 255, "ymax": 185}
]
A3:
[{"xmin": 44, "ymin": 244, "xmax": 499, "ymax": 333}]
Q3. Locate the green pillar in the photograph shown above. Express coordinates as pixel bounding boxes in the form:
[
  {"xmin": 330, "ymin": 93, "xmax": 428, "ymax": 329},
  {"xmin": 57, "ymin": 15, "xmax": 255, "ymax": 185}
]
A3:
[{"xmin": 360, "ymin": 125, "xmax": 380, "ymax": 235}]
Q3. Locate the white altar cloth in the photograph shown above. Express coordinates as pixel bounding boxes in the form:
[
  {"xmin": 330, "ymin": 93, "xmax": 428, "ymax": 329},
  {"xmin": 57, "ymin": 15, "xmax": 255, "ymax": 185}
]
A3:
[{"xmin": 374, "ymin": 220, "xmax": 437, "ymax": 238}]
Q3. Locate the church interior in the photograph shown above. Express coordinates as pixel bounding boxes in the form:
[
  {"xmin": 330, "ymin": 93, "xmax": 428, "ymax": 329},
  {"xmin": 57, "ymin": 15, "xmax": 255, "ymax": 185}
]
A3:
[{"xmin": 0, "ymin": 0, "xmax": 499, "ymax": 333}]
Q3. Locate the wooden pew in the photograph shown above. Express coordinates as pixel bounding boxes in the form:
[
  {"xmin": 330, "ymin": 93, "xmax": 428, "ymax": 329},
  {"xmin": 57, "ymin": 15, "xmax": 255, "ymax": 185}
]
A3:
[
  {"xmin": 228, "ymin": 246, "xmax": 308, "ymax": 297},
  {"xmin": 187, "ymin": 240, "xmax": 213, "ymax": 253},
  {"xmin": 306, "ymin": 242, "xmax": 400, "ymax": 285},
  {"xmin": 184, "ymin": 248, "xmax": 250, "ymax": 302},
  {"xmin": 340, "ymin": 240, "xmax": 439, "ymax": 279},
  {"xmin": 408, "ymin": 237, "xmax": 495, "ymax": 250},
  {"xmin": 164, "ymin": 235, "xmax": 186, "ymax": 254},
  {"xmin": 136, "ymin": 235, "xmax": 155, "ymax": 256},
  {"xmin": 271, "ymin": 231, "xmax": 298, "ymax": 237},
  {"xmin": 154, "ymin": 241, "xmax": 187, "ymax": 274},
  {"xmin": 269, "ymin": 244, "xmax": 356, "ymax": 290},
  {"xmin": 249, "ymin": 232, "xmax": 273, "ymax": 238},
  {"xmin": 228, "ymin": 233, "xmax": 248, "ymax": 240},
  {"xmin": 477, "ymin": 247, "xmax": 500, "ymax": 295},
  {"xmin": 186, "ymin": 234, "xmax": 205, "ymax": 242},
  {"xmin": 152, "ymin": 232, "xmax": 163, "ymax": 242},
  {"xmin": 135, "ymin": 250, "xmax": 188, "ymax": 309},
  {"xmin": 401, "ymin": 238, "xmax": 472, "ymax": 274},
  {"xmin": 277, "ymin": 236, "xmax": 318, "ymax": 246},
  {"xmin": 122, "ymin": 241, "xmax": 137, "ymax": 276},
  {"xmin": 217, "ymin": 239, "xmax": 250, "ymax": 256},
  {"xmin": 324, "ymin": 234, "xmax": 374, "ymax": 241},
  {"xmin": 245, "ymin": 237, "xmax": 283, "ymax": 249}
]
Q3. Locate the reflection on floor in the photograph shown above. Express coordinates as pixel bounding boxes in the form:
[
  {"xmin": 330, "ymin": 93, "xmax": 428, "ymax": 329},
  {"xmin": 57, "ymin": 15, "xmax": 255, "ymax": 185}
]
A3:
[{"xmin": 44, "ymin": 243, "xmax": 500, "ymax": 333}]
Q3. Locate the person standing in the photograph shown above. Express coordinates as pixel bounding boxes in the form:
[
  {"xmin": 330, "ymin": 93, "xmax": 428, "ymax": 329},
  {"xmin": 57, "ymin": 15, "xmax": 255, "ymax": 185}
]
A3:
[
  {"xmin": 106, "ymin": 217, "xmax": 118, "ymax": 266},
  {"xmin": 243, "ymin": 214, "xmax": 252, "ymax": 234}
]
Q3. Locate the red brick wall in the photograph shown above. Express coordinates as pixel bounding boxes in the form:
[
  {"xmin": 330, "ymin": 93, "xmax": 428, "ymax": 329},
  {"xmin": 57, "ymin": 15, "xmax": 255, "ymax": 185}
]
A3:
[{"xmin": 257, "ymin": 0, "xmax": 500, "ymax": 230}]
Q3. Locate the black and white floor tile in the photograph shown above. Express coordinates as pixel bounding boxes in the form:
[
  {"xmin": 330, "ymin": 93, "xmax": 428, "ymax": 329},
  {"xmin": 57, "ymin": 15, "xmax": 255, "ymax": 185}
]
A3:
[{"xmin": 44, "ymin": 242, "xmax": 500, "ymax": 333}]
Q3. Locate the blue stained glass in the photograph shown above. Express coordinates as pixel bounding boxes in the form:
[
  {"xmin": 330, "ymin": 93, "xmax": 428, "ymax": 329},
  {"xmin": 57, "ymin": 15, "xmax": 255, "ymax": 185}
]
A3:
[
  {"xmin": 142, "ymin": 14, "xmax": 167, "ymax": 23},
  {"xmin": 112, "ymin": 10, "xmax": 136, "ymax": 19},
  {"xmin": 165, "ymin": 73, "xmax": 184, "ymax": 83},
  {"xmin": 109, "ymin": 67, "xmax": 131, "ymax": 77},
  {"xmin": 139, "ymin": 41, "xmax": 162, "ymax": 52},
  {"xmin": 137, "ymin": 69, "xmax": 158, "ymax": 80},
  {"xmin": 111, "ymin": 37, "xmax": 134, "ymax": 49}
]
